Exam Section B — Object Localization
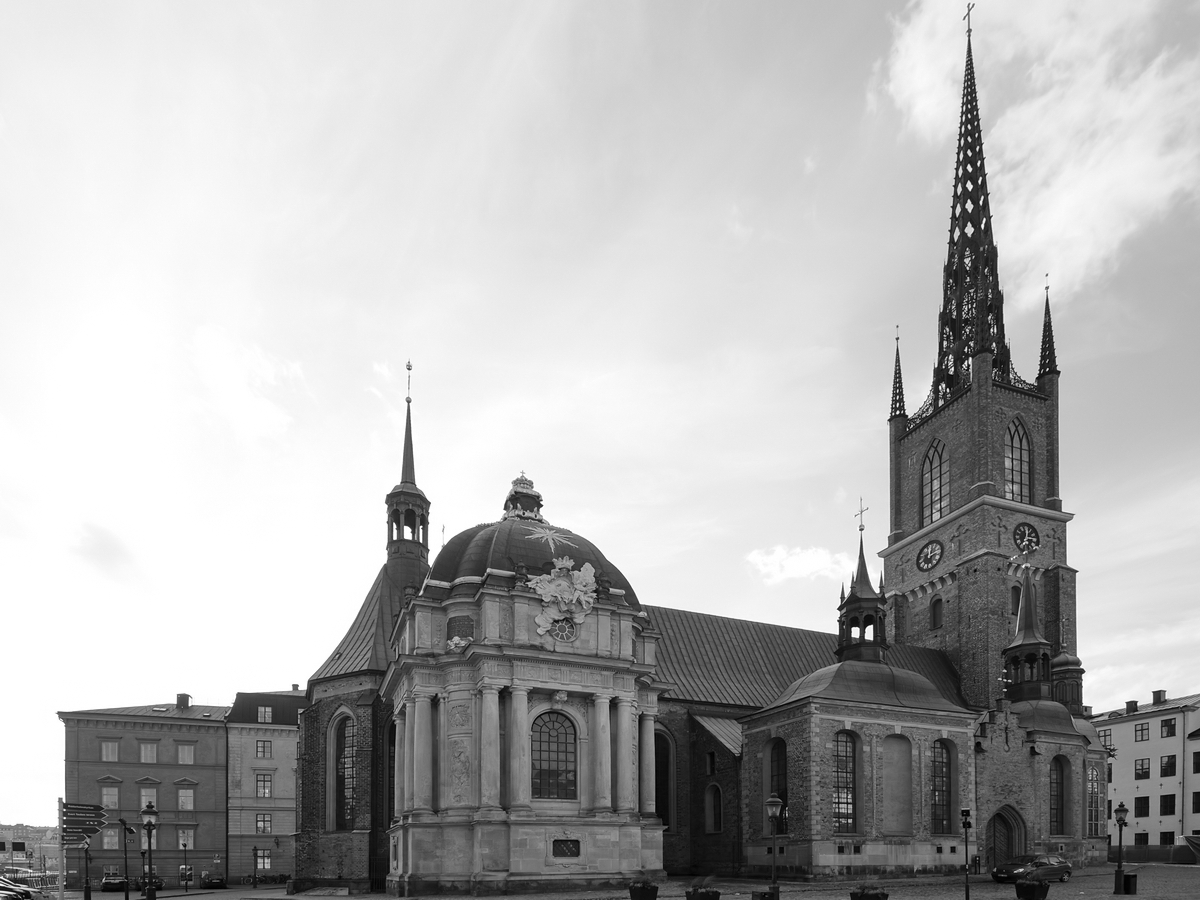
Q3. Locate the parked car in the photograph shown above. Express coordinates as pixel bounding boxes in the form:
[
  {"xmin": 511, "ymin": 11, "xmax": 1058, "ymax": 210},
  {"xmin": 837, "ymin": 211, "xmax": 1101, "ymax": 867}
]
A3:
[
  {"xmin": 991, "ymin": 854, "xmax": 1073, "ymax": 883},
  {"xmin": 0, "ymin": 879, "xmax": 35, "ymax": 900},
  {"xmin": 199, "ymin": 874, "xmax": 226, "ymax": 889},
  {"xmin": 131, "ymin": 876, "xmax": 164, "ymax": 891},
  {"xmin": 100, "ymin": 876, "xmax": 128, "ymax": 893}
]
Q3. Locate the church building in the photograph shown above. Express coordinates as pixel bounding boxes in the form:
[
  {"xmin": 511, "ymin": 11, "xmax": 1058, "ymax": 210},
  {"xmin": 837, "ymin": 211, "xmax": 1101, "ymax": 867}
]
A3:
[{"xmin": 292, "ymin": 34, "xmax": 1108, "ymax": 894}]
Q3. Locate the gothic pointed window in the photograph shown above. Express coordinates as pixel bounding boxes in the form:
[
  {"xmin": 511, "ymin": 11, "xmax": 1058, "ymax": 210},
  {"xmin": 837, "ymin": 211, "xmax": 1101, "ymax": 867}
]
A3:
[
  {"xmin": 833, "ymin": 732, "xmax": 857, "ymax": 834},
  {"xmin": 1050, "ymin": 756, "xmax": 1066, "ymax": 835},
  {"xmin": 1004, "ymin": 419, "xmax": 1032, "ymax": 503},
  {"xmin": 334, "ymin": 716, "xmax": 357, "ymax": 830},
  {"xmin": 931, "ymin": 741, "xmax": 951, "ymax": 834},
  {"xmin": 921, "ymin": 440, "xmax": 949, "ymax": 526},
  {"xmin": 531, "ymin": 712, "xmax": 577, "ymax": 800},
  {"xmin": 1087, "ymin": 766, "xmax": 1102, "ymax": 838}
]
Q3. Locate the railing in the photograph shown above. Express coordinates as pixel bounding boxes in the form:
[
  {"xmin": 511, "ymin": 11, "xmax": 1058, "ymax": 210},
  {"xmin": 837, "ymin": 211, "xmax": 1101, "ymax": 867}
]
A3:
[{"xmin": 1108, "ymin": 844, "xmax": 1196, "ymax": 864}]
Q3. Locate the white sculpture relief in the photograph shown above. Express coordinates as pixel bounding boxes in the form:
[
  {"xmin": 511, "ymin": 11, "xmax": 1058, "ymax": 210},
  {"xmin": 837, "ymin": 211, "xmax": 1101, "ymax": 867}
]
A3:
[{"xmin": 529, "ymin": 557, "xmax": 597, "ymax": 636}]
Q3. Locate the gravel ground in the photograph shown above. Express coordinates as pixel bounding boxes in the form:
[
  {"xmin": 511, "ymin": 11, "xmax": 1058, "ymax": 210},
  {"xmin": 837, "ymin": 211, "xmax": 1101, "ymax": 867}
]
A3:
[{"xmin": 54, "ymin": 866, "xmax": 1200, "ymax": 900}]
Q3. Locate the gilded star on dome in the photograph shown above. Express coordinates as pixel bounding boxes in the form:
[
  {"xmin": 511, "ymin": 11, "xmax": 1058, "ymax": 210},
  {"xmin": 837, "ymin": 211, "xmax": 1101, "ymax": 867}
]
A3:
[{"xmin": 523, "ymin": 525, "xmax": 578, "ymax": 554}]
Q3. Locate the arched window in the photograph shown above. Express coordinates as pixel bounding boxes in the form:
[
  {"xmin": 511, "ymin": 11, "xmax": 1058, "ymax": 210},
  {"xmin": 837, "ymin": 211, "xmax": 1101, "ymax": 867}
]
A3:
[
  {"xmin": 1011, "ymin": 585, "xmax": 1021, "ymax": 615},
  {"xmin": 922, "ymin": 440, "xmax": 950, "ymax": 526},
  {"xmin": 1049, "ymin": 756, "xmax": 1065, "ymax": 835},
  {"xmin": 334, "ymin": 716, "xmax": 357, "ymax": 830},
  {"xmin": 931, "ymin": 741, "xmax": 951, "ymax": 834},
  {"xmin": 930, "ymin": 597, "xmax": 944, "ymax": 630},
  {"xmin": 654, "ymin": 731, "xmax": 674, "ymax": 829},
  {"xmin": 1004, "ymin": 419, "xmax": 1032, "ymax": 503},
  {"xmin": 1087, "ymin": 766, "xmax": 1102, "ymax": 837},
  {"xmin": 833, "ymin": 732, "xmax": 857, "ymax": 833},
  {"xmin": 531, "ymin": 712, "xmax": 577, "ymax": 800},
  {"xmin": 768, "ymin": 739, "xmax": 788, "ymax": 834},
  {"xmin": 705, "ymin": 784, "xmax": 723, "ymax": 833}
]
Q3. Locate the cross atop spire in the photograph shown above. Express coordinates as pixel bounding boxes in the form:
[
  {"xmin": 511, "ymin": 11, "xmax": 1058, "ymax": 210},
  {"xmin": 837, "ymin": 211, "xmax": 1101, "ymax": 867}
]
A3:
[{"xmin": 931, "ymin": 29, "xmax": 1008, "ymax": 402}]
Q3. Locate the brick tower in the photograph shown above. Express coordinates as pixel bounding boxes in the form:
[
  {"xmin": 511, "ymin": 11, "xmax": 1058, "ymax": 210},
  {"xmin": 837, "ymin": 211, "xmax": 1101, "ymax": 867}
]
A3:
[{"xmin": 879, "ymin": 34, "xmax": 1080, "ymax": 714}]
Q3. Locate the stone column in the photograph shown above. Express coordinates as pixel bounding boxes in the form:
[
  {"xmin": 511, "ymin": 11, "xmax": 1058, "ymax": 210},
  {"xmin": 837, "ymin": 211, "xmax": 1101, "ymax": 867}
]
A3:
[
  {"xmin": 639, "ymin": 712, "xmax": 656, "ymax": 815},
  {"xmin": 403, "ymin": 697, "xmax": 415, "ymax": 813},
  {"xmin": 480, "ymin": 685, "xmax": 502, "ymax": 809},
  {"xmin": 615, "ymin": 698, "xmax": 634, "ymax": 812},
  {"xmin": 413, "ymin": 693, "xmax": 434, "ymax": 812},
  {"xmin": 393, "ymin": 711, "xmax": 405, "ymax": 817},
  {"xmin": 593, "ymin": 694, "xmax": 613, "ymax": 811},
  {"xmin": 508, "ymin": 686, "xmax": 530, "ymax": 808}
]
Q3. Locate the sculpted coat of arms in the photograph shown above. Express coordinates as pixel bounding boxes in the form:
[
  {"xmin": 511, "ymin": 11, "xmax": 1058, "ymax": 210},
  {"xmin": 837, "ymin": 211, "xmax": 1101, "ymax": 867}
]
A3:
[{"xmin": 529, "ymin": 556, "xmax": 597, "ymax": 636}]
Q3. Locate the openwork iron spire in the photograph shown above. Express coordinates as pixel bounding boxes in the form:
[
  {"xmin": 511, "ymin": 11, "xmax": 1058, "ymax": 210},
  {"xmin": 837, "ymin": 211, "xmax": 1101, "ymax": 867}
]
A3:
[
  {"xmin": 890, "ymin": 339, "xmax": 906, "ymax": 419},
  {"xmin": 933, "ymin": 34, "xmax": 1008, "ymax": 401},
  {"xmin": 1038, "ymin": 290, "xmax": 1060, "ymax": 378}
]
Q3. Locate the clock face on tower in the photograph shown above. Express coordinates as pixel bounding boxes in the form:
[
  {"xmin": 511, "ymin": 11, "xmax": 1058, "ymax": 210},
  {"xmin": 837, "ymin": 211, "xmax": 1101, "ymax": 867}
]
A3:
[
  {"xmin": 916, "ymin": 539, "xmax": 944, "ymax": 572},
  {"xmin": 1013, "ymin": 522, "xmax": 1040, "ymax": 552}
]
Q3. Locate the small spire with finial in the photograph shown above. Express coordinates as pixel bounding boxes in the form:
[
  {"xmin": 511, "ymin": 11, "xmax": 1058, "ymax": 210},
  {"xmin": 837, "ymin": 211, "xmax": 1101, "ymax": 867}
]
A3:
[
  {"xmin": 855, "ymin": 497, "xmax": 869, "ymax": 533},
  {"xmin": 405, "ymin": 360, "xmax": 412, "ymax": 405}
]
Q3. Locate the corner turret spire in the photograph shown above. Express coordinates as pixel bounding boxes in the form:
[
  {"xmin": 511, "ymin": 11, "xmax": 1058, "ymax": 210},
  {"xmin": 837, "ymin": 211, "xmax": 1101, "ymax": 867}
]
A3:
[
  {"xmin": 890, "ymin": 335, "xmax": 907, "ymax": 419},
  {"xmin": 836, "ymin": 525, "xmax": 888, "ymax": 663},
  {"xmin": 932, "ymin": 32, "xmax": 1007, "ymax": 402},
  {"xmin": 1038, "ymin": 286, "xmax": 1060, "ymax": 378},
  {"xmin": 1002, "ymin": 538, "xmax": 1053, "ymax": 702},
  {"xmin": 387, "ymin": 361, "xmax": 430, "ymax": 555}
]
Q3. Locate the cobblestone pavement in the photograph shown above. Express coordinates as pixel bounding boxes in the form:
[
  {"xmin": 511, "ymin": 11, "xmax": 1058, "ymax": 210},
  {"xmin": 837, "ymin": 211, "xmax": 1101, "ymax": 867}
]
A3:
[{"xmin": 57, "ymin": 866, "xmax": 1200, "ymax": 900}]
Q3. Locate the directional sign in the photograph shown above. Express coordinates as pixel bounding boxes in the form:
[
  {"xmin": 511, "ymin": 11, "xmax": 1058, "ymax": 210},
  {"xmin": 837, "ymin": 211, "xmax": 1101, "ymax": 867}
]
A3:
[
  {"xmin": 63, "ymin": 826, "xmax": 103, "ymax": 837},
  {"xmin": 63, "ymin": 818, "xmax": 107, "ymax": 829},
  {"xmin": 63, "ymin": 803, "xmax": 105, "ymax": 813}
]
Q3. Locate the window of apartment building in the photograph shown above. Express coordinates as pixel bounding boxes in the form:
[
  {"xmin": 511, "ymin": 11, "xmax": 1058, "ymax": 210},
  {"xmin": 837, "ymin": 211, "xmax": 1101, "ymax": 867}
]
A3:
[
  {"xmin": 257, "ymin": 706, "xmax": 273, "ymax": 724},
  {"xmin": 1134, "ymin": 722, "xmax": 1149, "ymax": 742},
  {"xmin": 1134, "ymin": 758, "xmax": 1150, "ymax": 779},
  {"xmin": 254, "ymin": 849, "xmax": 271, "ymax": 870},
  {"xmin": 140, "ymin": 787, "xmax": 157, "ymax": 809},
  {"xmin": 1194, "ymin": 751, "xmax": 1200, "ymax": 774},
  {"xmin": 1134, "ymin": 797, "xmax": 1149, "ymax": 817},
  {"xmin": 140, "ymin": 829, "xmax": 157, "ymax": 851},
  {"xmin": 256, "ymin": 814, "xmax": 272, "ymax": 834},
  {"xmin": 102, "ymin": 830, "xmax": 118, "ymax": 851},
  {"xmin": 140, "ymin": 743, "xmax": 157, "ymax": 764},
  {"xmin": 1096, "ymin": 728, "xmax": 1113, "ymax": 749},
  {"xmin": 101, "ymin": 740, "xmax": 119, "ymax": 762},
  {"xmin": 256, "ymin": 740, "xmax": 272, "ymax": 759},
  {"xmin": 1133, "ymin": 833, "xmax": 1148, "ymax": 846},
  {"xmin": 1107, "ymin": 763, "xmax": 1112, "ymax": 784},
  {"xmin": 178, "ymin": 744, "xmax": 194, "ymax": 765},
  {"xmin": 1193, "ymin": 792, "xmax": 1200, "ymax": 814},
  {"xmin": 1161, "ymin": 832, "xmax": 1176, "ymax": 846},
  {"xmin": 178, "ymin": 789, "xmax": 194, "ymax": 811},
  {"xmin": 1161, "ymin": 794, "xmax": 1176, "ymax": 816},
  {"xmin": 1108, "ymin": 800, "xmax": 1113, "ymax": 820},
  {"xmin": 1162, "ymin": 755, "xmax": 1177, "ymax": 777},
  {"xmin": 256, "ymin": 774, "xmax": 272, "ymax": 798},
  {"xmin": 101, "ymin": 787, "xmax": 119, "ymax": 809},
  {"xmin": 177, "ymin": 829, "xmax": 194, "ymax": 850},
  {"xmin": 1162, "ymin": 718, "xmax": 1176, "ymax": 738}
]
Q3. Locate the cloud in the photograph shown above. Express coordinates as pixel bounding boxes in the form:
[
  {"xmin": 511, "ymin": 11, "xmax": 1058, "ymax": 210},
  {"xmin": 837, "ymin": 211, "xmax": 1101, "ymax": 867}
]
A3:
[
  {"xmin": 746, "ymin": 544, "xmax": 856, "ymax": 586},
  {"xmin": 372, "ymin": 361, "xmax": 394, "ymax": 382},
  {"xmin": 74, "ymin": 523, "xmax": 136, "ymax": 581},
  {"xmin": 191, "ymin": 326, "xmax": 304, "ymax": 444},
  {"xmin": 885, "ymin": 1, "xmax": 1200, "ymax": 307}
]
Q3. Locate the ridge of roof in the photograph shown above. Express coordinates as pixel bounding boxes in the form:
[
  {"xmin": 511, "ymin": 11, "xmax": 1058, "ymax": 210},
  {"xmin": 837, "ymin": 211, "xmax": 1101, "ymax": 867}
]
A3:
[
  {"xmin": 1091, "ymin": 692, "xmax": 1200, "ymax": 720},
  {"xmin": 58, "ymin": 704, "xmax": 230, "ymax": 720}
]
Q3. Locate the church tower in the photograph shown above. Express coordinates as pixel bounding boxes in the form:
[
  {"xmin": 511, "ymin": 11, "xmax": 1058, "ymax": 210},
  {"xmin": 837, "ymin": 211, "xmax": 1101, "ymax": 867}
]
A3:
[{"xmin": 879, "ymin": 34, "xmax": 1079, "ymax": 712}]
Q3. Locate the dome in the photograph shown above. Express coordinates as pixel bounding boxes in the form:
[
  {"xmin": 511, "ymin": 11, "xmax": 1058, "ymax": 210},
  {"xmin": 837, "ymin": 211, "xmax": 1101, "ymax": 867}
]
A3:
[
  {"xmin": 427, "ymin": 476, "xmax": 641, "ymax": 609},
  {"xmin": 1009, "ymin": 699, "xmax": 1082, "ymax": 738},
  {"xmin": 763, "ymin": 659, "xmax": 966, "ymax": 713}
]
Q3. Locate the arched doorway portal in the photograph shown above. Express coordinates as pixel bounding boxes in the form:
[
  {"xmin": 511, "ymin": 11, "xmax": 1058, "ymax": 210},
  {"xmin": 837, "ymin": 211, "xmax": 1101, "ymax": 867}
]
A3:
[{"xmin": 986, "ymin": 805, "xmax": 1028, "ymax": 869}]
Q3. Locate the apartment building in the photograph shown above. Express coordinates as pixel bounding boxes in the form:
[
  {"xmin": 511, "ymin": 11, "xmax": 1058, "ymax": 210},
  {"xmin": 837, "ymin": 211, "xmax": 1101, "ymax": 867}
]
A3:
[{"xmin": 1092, "ymin": 690, "xmax": 1200, "ymax": 854}]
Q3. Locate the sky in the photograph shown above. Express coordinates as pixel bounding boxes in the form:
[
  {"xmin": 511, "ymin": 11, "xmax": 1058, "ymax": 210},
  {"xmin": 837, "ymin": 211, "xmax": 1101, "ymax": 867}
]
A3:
[{"xmin": 2, "ymin": 0, "xmax": 1198, "ymax": 827}]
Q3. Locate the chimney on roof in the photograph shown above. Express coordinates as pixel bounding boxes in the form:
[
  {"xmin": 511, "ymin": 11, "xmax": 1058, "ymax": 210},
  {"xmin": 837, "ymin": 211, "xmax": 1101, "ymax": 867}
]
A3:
[
  {"xmin": 1126, "ymin": 700, "xmax": 1139, "ymax": 714},
  {"xmin": 1153, "ymin": 690, "xmax": 1167, "ymax": 705},
  {"xmin": 176, "ymin": 693, "xmax": 191, "ymax": 710},
  {"xmin": 292, "ymin": 684, "xmax": 299, "ymax": 692}
]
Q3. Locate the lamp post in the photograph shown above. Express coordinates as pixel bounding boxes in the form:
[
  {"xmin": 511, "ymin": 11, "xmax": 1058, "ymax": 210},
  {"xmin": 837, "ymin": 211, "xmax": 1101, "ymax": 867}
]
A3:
[
  {"xmin": 83, "ymin": 842, "xmax": 92, "ymax": 900},
  {"xmin": 139, "ymin": 852, "xmax": 145, "ymax": 897},
  {"xmin": 960, "ymin": 808, "xmax": 972, "ymax": 900},
  {"xmin": 182, "ymin": 843, "xmax": 188, "ymax": 893},
  {"xmin": 117, "ymin": 819, "xmax": 135, "ymax": 900},
  {"xmin": 1113, "ymin": 801, "xmax": 1128, "ymax": 894},
  {"xmin": 765, "ymin": 792, "xmax": 783, "ymax": 899},
  {"xmin": 251, "ymin": 847, "xmax": 258, "ymax": 890},
  {"xmin": 140, "ymin": 802, "xmax": 158, "ymax": 900}
]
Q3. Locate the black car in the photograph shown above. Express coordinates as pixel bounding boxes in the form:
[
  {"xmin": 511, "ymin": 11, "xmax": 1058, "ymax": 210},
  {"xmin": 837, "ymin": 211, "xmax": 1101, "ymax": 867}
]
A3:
[
  {"xmin": 100, "ymin": 876, "xmax": 128, "ymax": 893},
  {"xmin": 131, "ymin": 876, "xmax": 164, "ymax": 891},
  {"xmin": 200, "ymin": 874, "xmax": 226, "ymax": 889},
  {"xmin": 991, "ymin": 854, "xmax": 1073, "ymax": 883}
]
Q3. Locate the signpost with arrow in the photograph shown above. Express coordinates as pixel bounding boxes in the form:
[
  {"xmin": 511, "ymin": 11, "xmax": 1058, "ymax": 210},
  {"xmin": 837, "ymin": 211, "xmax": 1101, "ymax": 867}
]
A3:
[{"xmin": 59, "ymin": 801, "xmax": 108, "ymax": 900}]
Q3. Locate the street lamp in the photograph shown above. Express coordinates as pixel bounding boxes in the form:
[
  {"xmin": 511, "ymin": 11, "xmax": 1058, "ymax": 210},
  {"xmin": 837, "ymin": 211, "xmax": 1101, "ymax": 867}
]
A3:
[
  {"xmin": 1113, "ymin": 801, "xmax": 1128, "ymax": 895},
  {"xmin": 140, "ymin": 802, "xmax": 158, "ymax": 900},
  {"xmin": 765, "ymin": 792, "xmax": 783, "ymax": 899},
  {"xmin": 182, "ymin": 843, "xmax": 188, "ymax": 893},
  {"xmin": 960, "ymin": 808, "xmax": 973, "ymax": 900},
  {"xmin": 117, "ymin": 819, "xmax": 136, "ymax": 900},
  {"xmin": 252, "ymin": 846, "xmax": 259, "ymax": 890}
]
